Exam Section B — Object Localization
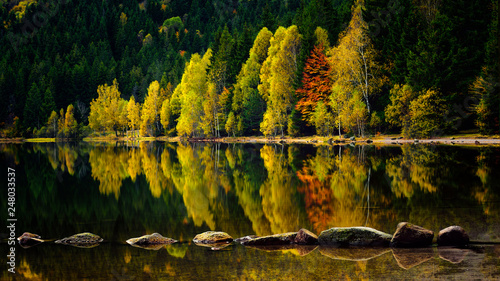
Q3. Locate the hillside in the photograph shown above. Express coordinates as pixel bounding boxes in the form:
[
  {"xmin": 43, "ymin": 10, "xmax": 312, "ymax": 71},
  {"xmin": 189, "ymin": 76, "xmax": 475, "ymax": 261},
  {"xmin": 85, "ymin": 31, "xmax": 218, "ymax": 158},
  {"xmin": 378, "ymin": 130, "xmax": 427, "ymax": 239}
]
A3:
[{"xmin": 0, "ymin": 0, "xmax": 498, "ymax": 138}]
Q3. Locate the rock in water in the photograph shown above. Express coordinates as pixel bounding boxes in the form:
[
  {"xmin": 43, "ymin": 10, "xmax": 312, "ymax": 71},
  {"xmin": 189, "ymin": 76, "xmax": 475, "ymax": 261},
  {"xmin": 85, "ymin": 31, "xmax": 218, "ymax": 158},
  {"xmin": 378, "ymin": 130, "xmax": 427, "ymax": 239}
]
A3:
[
  {"xmin": 390, "ymin": 222, "xmax": 434, "ymax": 247},
  {"xmin": 241, "ymin": 232, "xmax": 298, "ymax": 246},
  {"xmin": 234, "ymin": 235, "xmax": 258, "ymax": 244},
  {"xmin": 55, "ymin": 232, "xmax": 103, "ymax": 247},
  {"xmin": 318, "ymin": 227, "xmax": 392, "ymax": 246},
  {"xmin": 18, "ymin": 232, "xmax": 44, "ymax": 248},
  {"xmin": 294, "ymin": 229, "xmax": 318, "ymax": 245},
  {"xmin": 193, "ymin": 231, "xmax": 233, "ymax": 244},
  {"xmin": 126, "ymin": 233, "xmax": 177, "ymax": 246},
  {"xmin": 437, "ymin": 226, "xmax": 469, "ymax": 246}
]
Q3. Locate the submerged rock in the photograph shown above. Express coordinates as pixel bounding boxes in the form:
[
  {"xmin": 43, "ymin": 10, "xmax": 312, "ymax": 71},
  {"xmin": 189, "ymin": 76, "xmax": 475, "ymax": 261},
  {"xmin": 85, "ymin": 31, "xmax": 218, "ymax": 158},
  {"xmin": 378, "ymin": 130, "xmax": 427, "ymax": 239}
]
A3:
[
  {"xmin": 318, "ymin": 227, "xmax": 392, "ymax": 247},
  {"xmin": 248, "ymin": 245, "xmax": 318, "ymax": 256},
  {"xmin": 320, "ymin": 247, "xmax": 391, "ymax": 261},
  {"xmin": 55, "ymin": 232, "xmax": 103, "ymax": 247},
  {"xmin": 392, "ymin": 247, "xmax": 434, "ymax": 269},
  {"xmin": 241, "ymin": 232, "xmax": 298, "ymax": 246},
  {"xmin": 193, "ymin": 231, "xmax": 233, "ymax": 244},
  {"xmin": 437, "ymin": 226, "xmax": 469, "ymax": 246},
  {"xmin": 126, "ymin": 233, "xmax": 177, "ymax": 247},
  {"xmin": 294, "ymin": 229, "xmax": 318, "ymax": 245},
  {"xmin": 17, "ymin": 232, "xmax": 44, "ymax": 248},
  {"xmin": 438, "ymin": 247, "xmax": 469, "ymax": 264},
  {"xmin": 390, "ymin": 222, "xmax": 434, "ymax": 247},
  {"xmin": 195, "ymin": 241, "xmax": 233, "ymax": 250},
  {"xmin": 234, "ymin": 235, "xmax": 258, "ymax": 244}
]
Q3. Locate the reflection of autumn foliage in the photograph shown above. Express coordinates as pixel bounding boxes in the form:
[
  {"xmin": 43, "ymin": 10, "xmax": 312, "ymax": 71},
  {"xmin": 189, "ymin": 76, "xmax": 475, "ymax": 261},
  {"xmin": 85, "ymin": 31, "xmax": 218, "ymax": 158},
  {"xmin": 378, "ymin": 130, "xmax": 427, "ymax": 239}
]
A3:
[
  {"xmin": 260, "ymin": 145, "xmax": 301, "ymax": 234},
  {"xmin": 89, "ymin": 146, "xmax": 129, "ymax": 199},
  {"xmin": 298, "ymin": 146, "xmax": 392, "ymax": 232},
  {"xmin": 297, "ymin": 164, "xmax": 334, "ymax": 233},
  {"xmin": 386, "ymin": 144, "xmax": 438, "ymax": 198},
  {"xmin": 229, "ymin": 146, "xmax": 272, "ymax": 236},
  {"xmin": 140, "ymin": 142, "xmax": 169, "ymax": 198},
  {"xmin": 474, "ymin": 150, "xmax": 500, "ymax": 220},
  {"xmin": 170, "ymin": 144, "xmax": 216, "ymax": 229}
]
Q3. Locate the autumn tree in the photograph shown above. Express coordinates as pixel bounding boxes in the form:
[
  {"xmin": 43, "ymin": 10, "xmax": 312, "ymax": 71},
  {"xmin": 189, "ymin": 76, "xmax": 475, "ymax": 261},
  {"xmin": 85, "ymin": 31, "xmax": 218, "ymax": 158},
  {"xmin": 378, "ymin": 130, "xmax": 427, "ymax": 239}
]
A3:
[
  {"xmin": 260, "ymin": 26, "xmax": 301, "ymax": 137},
  {"xmin": 385, "ymin": 84, "xmax": 417, "ymax": 138},
  {"xmin": 127, "ymin": 95, "xmax": 140, "ymax": 137},
  {"xmin": 46, "ymin": 110, "xmax": 59, "ymax": 138},
  {"xmin": 141, "ymin": 81, "xmax": 165, "ymax": 136},
  {"xmin": 173, "ymin": 50, "xmax": 212, "ymax": 137},
  {"xmin": 313, "ymin": 101, "xmax": 334, "ymax": 136},
  {"xmin": 329, "ymin": 0, "xmax": 384, "ymax": 133},
  {"xmin": 64, "ymin": 104, "xmax": 78, "ymax": 138},
  {"xmin": 409, "ymin": 88, "xmax": 447, "ymax": 138},
  {"xmin": 231, "ymin": 27, "xmax": 273, "ymax": 135},
  {"xmin": 160, "ymin": 99, "xmax": 172, "ymax": 136},
  {"xmin": 295, "ymin": 42, "xmax": 332, "ymax": 126},
  {"xmin": 89, "ymin": 79, "xmax": 122, "ymax": 135}
]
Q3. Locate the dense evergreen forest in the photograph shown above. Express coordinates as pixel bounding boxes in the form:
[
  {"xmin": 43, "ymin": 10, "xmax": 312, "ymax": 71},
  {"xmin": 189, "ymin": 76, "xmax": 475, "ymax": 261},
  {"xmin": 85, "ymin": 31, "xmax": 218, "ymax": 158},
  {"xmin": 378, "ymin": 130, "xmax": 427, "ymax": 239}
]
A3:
[{"xmin": 0, "ymin": 0, "xmax": 498, "ymax": 139}]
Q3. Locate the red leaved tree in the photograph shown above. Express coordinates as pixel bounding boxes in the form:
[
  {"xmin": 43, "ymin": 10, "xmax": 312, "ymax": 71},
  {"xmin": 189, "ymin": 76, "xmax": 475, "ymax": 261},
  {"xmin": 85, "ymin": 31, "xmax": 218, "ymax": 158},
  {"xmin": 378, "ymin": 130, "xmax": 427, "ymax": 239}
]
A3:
[{"xmin": 295, "ymin": 44, "xmax": 332, "ymax": 126}]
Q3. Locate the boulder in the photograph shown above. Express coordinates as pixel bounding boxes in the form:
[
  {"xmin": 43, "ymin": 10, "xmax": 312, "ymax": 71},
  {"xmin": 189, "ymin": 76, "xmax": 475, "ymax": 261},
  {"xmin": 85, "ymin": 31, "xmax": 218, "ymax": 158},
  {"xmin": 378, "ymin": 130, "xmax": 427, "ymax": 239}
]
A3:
[
  {"xmin": 193, "ymin": 231, "xmax": 233, "ymax": 244},
  {"xmin": 390, "ymin": 222, "xmax": 434, "ymax": 247},
  {"xmin": 294, "ymin": 229, "xmax": 318, "ymax": 245},
  {"xmin": 241, "ymin": 232, "xmax": 297, "ymax": 246},
  {"xmin": 437, "ymin": 226, "xmax": 469, "ymax": 246},
  {"xmin": 55, "ymin": 232, "xmax": 103, "ymax": 247},
  {"xmin": 366, "ymin": 139, "xmax": 373, "ymax": 144},
  {"xmin": 126, "ymin": 233, "xmax": 177, "ymax": 246},
  {"xmin": 350, "ymin": 136, "xmax": 356, "ymax": 141},
  {"xmin": 17, "ymin": 232, "xmax": 43, "ymax": 248},
  {"xmin": 318, "ymin": 227, "xmax": 392, "ymax": 247}
]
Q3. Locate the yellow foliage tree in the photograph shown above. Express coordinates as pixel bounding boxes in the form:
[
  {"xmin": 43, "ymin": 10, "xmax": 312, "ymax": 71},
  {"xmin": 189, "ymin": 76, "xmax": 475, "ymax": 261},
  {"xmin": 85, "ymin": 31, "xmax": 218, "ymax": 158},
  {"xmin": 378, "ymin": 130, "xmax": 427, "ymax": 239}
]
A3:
[
  {"xmin": 127, "ymin": 95, "xmax": 140, "ymax": 137},
  {"xmin": 174, "ymin": 50, "xmax": 212, "ymax": 137},
  {"xmin": 141, "ymin": 81, "xmax": 165, "ymax": 136},
  {"xmin": 259, "ymin": 26, "xmax": 301, "ymax": 137},
  {"xmin": 89, "ymin": 79, "xmax": 123, "ymax": 135}
]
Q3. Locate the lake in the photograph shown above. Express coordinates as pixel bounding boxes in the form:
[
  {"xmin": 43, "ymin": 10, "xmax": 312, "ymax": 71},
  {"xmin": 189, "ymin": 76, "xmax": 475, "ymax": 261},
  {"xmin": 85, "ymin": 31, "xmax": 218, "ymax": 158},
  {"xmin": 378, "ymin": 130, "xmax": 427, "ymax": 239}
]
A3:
[{"xmin": 1, "ymin": 141, "xmax": 499, "ymax": 280}]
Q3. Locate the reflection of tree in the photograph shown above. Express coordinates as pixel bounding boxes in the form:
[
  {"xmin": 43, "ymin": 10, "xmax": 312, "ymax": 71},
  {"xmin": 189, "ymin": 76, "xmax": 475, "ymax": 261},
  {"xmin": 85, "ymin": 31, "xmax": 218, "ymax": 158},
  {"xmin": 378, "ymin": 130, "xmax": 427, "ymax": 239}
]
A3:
[
  {"xmin": 89, "ymin": 146, "xmax": 129, "ymax": 199},
  {"xmin": 297, "ymin": 146, "xmax": 390, "ymax": 232},
  {"xmin": 385, "ymin": 144, "xmax": 438, "ymax": 198},
  {"xmin": 170, "ymin": 144, "xmax": 216, "ymax": 229},
  {"xmin": 140, "ymin": 142, "xmax": 169, "ymax": 198},
  {"xmin": 297, "ymin": 147, "xmax": 335, "ymax": 233},
  {"xmin": 230, "ymin": 146, "xmax": 272, "ymax": 236},
  {"xmin": 474, "ymin": 148, "xmax": 500, "ymax": 237},
  {"xmin": 260, "ymin": 145, "xmax": 301, "ymax": 234}
]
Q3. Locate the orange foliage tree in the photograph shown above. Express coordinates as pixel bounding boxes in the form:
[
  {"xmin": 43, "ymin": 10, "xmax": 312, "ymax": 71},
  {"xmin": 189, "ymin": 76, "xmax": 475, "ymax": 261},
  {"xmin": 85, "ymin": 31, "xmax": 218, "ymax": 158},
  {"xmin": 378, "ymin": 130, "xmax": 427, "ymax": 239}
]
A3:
[{"xmin": 295, "ymin": 44, "xmax": 332, "ymax": 126}]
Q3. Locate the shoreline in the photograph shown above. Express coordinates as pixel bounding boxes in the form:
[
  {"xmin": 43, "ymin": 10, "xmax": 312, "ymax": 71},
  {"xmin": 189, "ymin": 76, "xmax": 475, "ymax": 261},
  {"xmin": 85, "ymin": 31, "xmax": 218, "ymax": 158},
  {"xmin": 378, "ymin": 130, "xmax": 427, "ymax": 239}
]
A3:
[{"xmin": 2, "ymin": 134, "xmax": 500, "ymax": 146}]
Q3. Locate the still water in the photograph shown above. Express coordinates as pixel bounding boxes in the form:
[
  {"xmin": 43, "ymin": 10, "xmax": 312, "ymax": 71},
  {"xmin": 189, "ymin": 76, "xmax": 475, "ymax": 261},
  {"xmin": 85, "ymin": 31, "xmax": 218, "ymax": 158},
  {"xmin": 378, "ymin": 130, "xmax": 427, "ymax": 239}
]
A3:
[{"xmin": 1, "ymin": 141, "xmax": 499, "ymax": 280}]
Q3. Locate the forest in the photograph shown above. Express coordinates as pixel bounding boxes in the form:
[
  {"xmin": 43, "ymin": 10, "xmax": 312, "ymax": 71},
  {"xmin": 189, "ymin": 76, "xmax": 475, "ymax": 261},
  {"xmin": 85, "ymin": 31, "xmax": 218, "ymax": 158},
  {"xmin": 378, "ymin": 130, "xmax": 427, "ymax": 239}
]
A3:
[{"xmin": 0, "ymin": 0, "xmax": 498, "ymax": 139}]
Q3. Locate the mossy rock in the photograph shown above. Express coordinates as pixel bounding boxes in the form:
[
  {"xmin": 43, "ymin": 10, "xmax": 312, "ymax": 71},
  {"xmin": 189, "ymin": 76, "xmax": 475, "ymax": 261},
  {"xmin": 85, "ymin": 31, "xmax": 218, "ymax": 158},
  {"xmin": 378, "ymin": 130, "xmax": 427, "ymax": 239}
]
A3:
[
  {"xmin": 126, "ymin": 233, "xmax": 177, "ymax": 246},
  {"xmin": 193, "ymin": 231, "xmax": 233, "ymax": 244},
  {"xmin": 318, "ymin": 227, "xmax": 392, "ymax": 247},
  {"xmin": 55, "ymin": 232, "xmax": 103, "ymax": 247}
]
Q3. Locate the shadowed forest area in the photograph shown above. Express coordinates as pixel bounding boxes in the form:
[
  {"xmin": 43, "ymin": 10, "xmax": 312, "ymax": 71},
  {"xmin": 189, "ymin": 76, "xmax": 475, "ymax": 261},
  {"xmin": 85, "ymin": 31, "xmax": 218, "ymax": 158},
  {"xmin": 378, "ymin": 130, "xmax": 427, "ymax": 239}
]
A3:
[{"xmin": 0, "ymin": 0, "xmax": 498, "ymax": 140}]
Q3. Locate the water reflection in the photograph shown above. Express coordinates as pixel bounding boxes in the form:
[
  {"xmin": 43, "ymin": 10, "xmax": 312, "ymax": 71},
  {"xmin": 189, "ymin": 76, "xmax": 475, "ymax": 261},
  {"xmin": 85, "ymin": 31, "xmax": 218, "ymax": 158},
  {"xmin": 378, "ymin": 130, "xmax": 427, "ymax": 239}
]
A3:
[
  {"xmin": 1, "ymin": 142, "xmax": 500, "ymax": 240},
  {"xmin": 1, "ymin": 141, "xmax": 500, "ymax": 280}
]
